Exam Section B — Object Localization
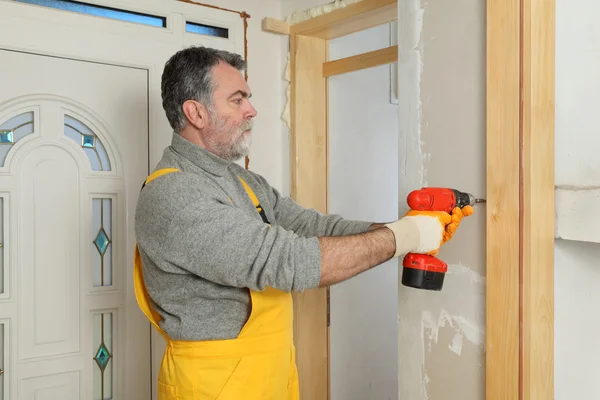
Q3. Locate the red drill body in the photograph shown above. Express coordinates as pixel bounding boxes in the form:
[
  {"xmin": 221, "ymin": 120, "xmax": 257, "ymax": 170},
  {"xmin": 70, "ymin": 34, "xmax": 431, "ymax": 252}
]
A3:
[{"xmin": 401, "ymin": 187, "xmax": 477, "ymax": 291}]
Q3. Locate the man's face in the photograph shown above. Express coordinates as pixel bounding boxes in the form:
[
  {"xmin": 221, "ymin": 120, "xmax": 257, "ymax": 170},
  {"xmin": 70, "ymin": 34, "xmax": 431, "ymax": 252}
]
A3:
[{"xmin": 203, "ymin": 62, "xmax": 257, "ymax": 161}]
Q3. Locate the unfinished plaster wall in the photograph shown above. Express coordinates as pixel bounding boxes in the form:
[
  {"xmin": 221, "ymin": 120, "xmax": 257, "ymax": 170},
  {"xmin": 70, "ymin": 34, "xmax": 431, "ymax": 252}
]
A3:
[
  {"xmin": 397, "ymin": 0, "xmax": 486, "ymax": 399},
  {"xmin": 554, "ymin": 0, "xmax": 600, "ymax": 398}
]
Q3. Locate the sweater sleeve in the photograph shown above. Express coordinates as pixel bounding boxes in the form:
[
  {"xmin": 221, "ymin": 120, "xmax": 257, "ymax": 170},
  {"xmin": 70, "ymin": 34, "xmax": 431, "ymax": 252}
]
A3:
[
  {"xmin": 251, "ymin": 173, "xmax": 373, "ymax": 238},
  {"xmin": 138, "ymin": 183, "xmax": 322, "ymax": 292}
]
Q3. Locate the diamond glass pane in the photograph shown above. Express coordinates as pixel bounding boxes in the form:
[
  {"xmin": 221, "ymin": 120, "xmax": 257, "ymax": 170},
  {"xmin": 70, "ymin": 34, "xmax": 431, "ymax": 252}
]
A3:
[
  {"xmin": 94, "ymin": 343, "xmax": 111, "ymax": 371},
  {"xmin": 0, "ymin": 111, "xmax": 34, "ymax": 167},
  {"xmin": 92, "ymin": 199, "xmax": 112, "ymax": 287},
  {"xmin": 64, "ymin": 115, "xmax": 111, "ymax": 171},
  {"xmin": 0, "ymin": 132, "xmax": 13, "ymax": 144},
  {"xmin": 94, "ymin": 229, "xmax": 109, "ymax": 255},
  {"xmin": 82, "ymin": 135, "xmax": 95, "ymax": 148},
  {"xmin": 93, "ymin": 313, "xmax": 113, "ymax": 400}
]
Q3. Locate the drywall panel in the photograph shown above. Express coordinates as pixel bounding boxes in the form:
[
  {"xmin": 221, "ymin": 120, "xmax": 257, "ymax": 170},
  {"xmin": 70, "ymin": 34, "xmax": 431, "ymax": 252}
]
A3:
[
  {"xmin": 555, "ymin": 0, "xmax": 600, "ymax": 398},
  {"xmin": 555, "ymin": 239, "xmax": 600, "ymax": 399},
  {"xmin": 555, "ymin": 0, "xmax": 600, "ymax": 187},
  {"xmin": 397, "ymin": 0, "xmax": 486, "ymax": 399},
  {"xmin": 554, "ymin": 0, "xmax": 600, "ymax": 244},
  {"xmin": 328, "ymin": 24, "xmax": 399, "ymax": 400}
]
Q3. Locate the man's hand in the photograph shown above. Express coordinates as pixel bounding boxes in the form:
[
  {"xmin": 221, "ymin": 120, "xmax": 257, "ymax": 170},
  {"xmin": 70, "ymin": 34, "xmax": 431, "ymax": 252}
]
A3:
[{"xmin": 385, "ymin": 206, "xmax": 473, "ymax": 257}]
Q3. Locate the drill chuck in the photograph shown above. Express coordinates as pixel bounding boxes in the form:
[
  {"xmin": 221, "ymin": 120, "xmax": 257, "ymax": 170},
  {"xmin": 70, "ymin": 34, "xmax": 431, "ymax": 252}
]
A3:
[{"xmin": 452, "ymin": 189, "xmax": 475, "ymax": 208}]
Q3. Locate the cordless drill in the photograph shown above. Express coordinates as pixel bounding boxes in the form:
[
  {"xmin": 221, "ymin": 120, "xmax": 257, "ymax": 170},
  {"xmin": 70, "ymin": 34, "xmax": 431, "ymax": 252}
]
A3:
[{"xmin": 401, "ymin": 187, "xmax": 484, "ymax": 291}]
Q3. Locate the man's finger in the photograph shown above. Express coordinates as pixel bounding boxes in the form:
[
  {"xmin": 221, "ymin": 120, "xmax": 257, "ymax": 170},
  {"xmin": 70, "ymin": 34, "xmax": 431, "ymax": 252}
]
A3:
[{"xmin": 462, "ymin": 205, "xmax": 474, "ymax": 217}]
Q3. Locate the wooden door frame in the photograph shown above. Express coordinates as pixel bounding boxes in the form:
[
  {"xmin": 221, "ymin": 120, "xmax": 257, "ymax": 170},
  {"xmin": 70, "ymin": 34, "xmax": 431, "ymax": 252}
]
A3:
[{"xmin": 263, "ymin": 0, "xmax": 555, "ymax": 399}]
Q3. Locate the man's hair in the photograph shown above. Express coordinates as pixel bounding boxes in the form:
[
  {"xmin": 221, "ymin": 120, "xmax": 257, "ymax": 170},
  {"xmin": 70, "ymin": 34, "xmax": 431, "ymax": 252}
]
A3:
[{"xmin": 161, "ymin": 46, "xmax": 246, "ymax": 132}]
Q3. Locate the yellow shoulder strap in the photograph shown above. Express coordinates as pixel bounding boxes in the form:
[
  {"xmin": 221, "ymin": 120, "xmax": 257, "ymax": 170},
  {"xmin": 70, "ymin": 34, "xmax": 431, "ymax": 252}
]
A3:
[
  {"xmin": 237, "ymin": 176, "xmax": 260, "ymax": 208},
  {"xmin": 238, "ymin": 176, "xmax": 270, "ymax": 225},
  {"xmin": 145, "ymin": 167, "xmax": 181, "ymax": 185},
  {"xmin": 133, "ymin": 167, "xmax": 181, "ymax": 342}
]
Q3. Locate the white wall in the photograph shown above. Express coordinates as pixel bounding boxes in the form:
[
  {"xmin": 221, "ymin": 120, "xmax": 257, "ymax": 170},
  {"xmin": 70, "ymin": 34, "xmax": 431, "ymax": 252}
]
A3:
[
  {"xmin": 555, "ymin": 0, "xmax": 600, "ymax": 398},
  {"xmin": 328, "ymin": 24, "xmax": 399, "ymax": 400}
]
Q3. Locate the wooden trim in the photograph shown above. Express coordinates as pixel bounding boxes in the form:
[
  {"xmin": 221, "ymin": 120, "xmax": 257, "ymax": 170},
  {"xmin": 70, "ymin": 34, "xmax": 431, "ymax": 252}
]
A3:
[
  {"xmin": 487, "ymin": 0, "xmax": 555, "ymax": 399},
  {"xmin": 262, "ymin": 17, "xmax": 290, "ymax": 35},
  {"xmin": 486, "ymin": 1, "xmax": 521, "ymax": 398},
  {"xmin": 520, "ymin": 0, "xmax": 555, "ymax": 399},
  {"xmin": 289, "ymin": 33, "xmax": 329, "ymax": 400},
  {"xmin": 290, "ymin": 0, "xmax": 397, "ymax": 39},
  {"xmin": 322, "ymin": 45, "xmax": 398, "ymax": 77}
]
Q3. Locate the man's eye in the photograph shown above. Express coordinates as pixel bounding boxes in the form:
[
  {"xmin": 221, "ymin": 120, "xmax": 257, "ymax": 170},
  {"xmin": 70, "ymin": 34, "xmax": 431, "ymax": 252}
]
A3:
[{"xmin": 234, "ymin": 98, "xmax": 243, "ymax": 104}]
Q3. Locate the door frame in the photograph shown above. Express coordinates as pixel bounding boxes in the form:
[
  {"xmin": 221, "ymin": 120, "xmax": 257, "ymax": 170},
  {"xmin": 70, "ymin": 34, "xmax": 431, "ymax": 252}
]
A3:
[
  {"xmin": 0, "ymin": 1, "xmax": 246, "ymax": 399},
  {"xmin": 262, "ymin": 0, "xmax": 555, "ymax": 399}
]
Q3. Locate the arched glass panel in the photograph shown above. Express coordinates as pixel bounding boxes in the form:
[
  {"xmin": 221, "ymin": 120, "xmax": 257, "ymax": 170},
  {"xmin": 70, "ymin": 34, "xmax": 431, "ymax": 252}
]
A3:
[
  {"xmin": 0, "ymin": 112, "xmax": 34, "ymax": 166},
  {"xmin": 64, "ymin": 115, "xmax": 112, "ymax": 171}
]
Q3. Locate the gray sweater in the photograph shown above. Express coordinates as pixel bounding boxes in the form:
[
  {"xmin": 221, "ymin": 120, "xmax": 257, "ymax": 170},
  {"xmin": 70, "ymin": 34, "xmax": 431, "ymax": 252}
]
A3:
[{"xmin": 135, "ymin": 133, "xmax": 372, "ymax": 341}]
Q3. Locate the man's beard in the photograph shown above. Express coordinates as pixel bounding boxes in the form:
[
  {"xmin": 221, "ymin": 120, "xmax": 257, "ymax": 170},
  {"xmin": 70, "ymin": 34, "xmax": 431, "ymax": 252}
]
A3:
[{"xmin": 204, "ymin": 111, "xmax": 253, "ymax": 161}]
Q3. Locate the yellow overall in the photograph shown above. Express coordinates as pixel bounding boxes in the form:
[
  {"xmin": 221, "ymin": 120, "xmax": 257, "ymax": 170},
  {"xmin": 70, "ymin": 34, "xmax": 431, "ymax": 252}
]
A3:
[{"xmin": 134, "ymin": 168, "xmax": 300, "ymax": 400}]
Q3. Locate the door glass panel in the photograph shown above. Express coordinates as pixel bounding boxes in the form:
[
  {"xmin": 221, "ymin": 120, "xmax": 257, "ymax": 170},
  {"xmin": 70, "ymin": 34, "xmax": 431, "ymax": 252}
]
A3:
[
  {"xmin": 93, "ymin": 312, "xmax": 113, "ymax": 400},
  {"xmin": 92, "ymin": 199, "xmax": 112, "ymax": 287},
  {"xmin": 0, "ymin": 111, "xmax": 34, "ymax": 166},
  {"xmin": 14, "ymin": 0, "xmax": 167, "ymax": 28},
  {"xmin": 185, "ymin": 21, "xmax": 228, "ymax": 38},
  {"xmin": 0, "ymin": 321, "xmax": 5, "ymax": 400},
  {"xmin": 64, "ymin": 115, "xmax": 112, "ymax": 171},
  {"xmin": 0, "ymin": 197, "xmax": 4, "ymax": 296}
]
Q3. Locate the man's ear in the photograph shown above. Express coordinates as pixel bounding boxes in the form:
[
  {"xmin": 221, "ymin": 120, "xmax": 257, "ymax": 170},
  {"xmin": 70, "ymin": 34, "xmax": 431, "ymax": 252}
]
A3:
[{"xmin": 182, "ymin": 100, "xmax": 209, "ymax": 130}]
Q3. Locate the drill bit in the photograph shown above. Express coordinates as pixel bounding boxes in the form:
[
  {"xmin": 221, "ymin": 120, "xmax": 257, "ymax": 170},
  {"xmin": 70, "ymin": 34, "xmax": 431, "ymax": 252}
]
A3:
[{"xmin": 474, "ymin": 198, "xmax": 486, "ymax": 204}]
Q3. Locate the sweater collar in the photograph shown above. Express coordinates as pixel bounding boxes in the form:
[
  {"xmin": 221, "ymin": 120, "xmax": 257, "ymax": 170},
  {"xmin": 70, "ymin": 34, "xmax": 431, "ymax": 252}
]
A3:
[{"xmin": 170, "ymin": 133, "xmax": 233, "ymax": 177}]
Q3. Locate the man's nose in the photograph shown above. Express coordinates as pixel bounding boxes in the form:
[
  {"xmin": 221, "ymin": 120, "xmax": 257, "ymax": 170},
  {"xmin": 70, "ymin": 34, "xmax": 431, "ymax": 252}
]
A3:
[{"xmin": 246, "ymin": 102, "xmax": 257, "ymax": 118}]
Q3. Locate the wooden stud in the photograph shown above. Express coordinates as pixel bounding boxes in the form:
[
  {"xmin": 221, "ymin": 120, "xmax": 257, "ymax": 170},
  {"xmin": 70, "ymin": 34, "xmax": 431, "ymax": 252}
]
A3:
[
  {"xmin": 520, "ymin": 0, "xmax": 555, "ymax": 399},
  {"xmin": 322, "ymin": 45, "xmax": 398, "ymax": 77},
  {"xmin": 487, "ymin": 0, "xmax": 555, "ymax": 398},
  {"xmin": 262, "ymin": 17, "xmax": 290, "ymax": 35},
  {"xmin": 289, "ymin": 33, "xmax": 329, "ymax": 400},
  {"xmin": 486, "ymin": 0, "xmax": 520, "ymax": 398},
  {"xmin": 290, "ymin": 0, "xmax": 397, "ymax": 39}
]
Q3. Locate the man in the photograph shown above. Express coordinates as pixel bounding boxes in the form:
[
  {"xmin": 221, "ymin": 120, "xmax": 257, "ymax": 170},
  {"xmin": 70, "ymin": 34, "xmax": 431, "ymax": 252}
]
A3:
[{"xmin": 134, "ymin": 46, "xmax": 472, "ymax": 400}]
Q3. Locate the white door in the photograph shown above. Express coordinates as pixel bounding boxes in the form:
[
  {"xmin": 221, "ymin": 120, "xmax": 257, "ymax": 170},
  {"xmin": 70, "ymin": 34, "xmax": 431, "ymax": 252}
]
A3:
[{"xmin": 0, "ymin": 49, "xmax": 149, "ymax": 399}]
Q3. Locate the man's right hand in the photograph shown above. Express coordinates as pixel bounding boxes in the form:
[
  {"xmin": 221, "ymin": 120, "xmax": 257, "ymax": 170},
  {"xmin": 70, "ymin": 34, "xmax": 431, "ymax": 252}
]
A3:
[
  {"xmin": 384, "ymin": 206, "xmax": 473, "ymax": 258},
  {"xmin": 316, "ymin": 206, "xmax": 473, "ymax": 287}
]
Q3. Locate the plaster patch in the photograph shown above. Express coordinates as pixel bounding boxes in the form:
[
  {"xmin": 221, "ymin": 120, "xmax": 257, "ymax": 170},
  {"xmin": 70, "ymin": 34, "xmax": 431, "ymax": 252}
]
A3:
[
  {"xmin": 449, "ymin": 328, "xmax": 463, "ymax": 355},
  {"xmin": 285, "ymin": 0, "xmax": 362, "ymax": 24},
  {"xmin": 400, "ymin": 262, "xmax": 485, "ymax": 399},
  {"xmin": 396, "ymin": 4, "xmax": 429, "ymax": 398},
  {"xmin": 555, "ymin": 186, "xmax": 600, "ymax": 243},
  {"xmin": 397, "ymin": 0, "xmax": 426, "ymax": 196}
]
